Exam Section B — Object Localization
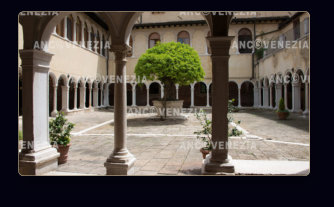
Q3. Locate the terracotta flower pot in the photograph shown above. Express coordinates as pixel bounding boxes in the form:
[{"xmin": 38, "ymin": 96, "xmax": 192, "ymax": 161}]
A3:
[
  {"xmin": 57, "ymin": 144, "xmax": 71, "ymax": 164},
  {"xmin": 277, "ymin": 111, "xmax": 289, "ymax": 120},
  {"xmin": 200, "ymin": 148, "xmax": 211, "ymax": 159}
]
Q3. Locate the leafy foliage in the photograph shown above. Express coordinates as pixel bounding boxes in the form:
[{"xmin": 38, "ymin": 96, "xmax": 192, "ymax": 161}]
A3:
[
  {"xmin": 277, "ymin": 97, "xmax": 289, "ymax": 113},
  {"xmin": 135, "ymin": 42, "xmax": 205, "ymax": 100},
  {"xmin": 49, "ymin": 112, "xmax": 74, "ymax": 146},
  {"xmin": 18, "ymin": 130, "xmax": 23, "ymax": 140},
  {"xmin": 194, "ymin": 100, "xmax": 243, "ymax": 150}
]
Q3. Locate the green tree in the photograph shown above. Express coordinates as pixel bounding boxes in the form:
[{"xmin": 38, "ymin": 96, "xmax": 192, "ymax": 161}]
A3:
[{"xmin": 135, "ymin": 42, "xmax": 205, "ymax": 101}]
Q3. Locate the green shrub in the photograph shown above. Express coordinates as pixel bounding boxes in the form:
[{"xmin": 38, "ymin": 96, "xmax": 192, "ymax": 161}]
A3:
[
  {"xmin": 277, "ymin": 98, "xmax": 289, "ymax": 113},
  {"xmin": 49, "ymin": 112, "xmax": 74, "ymax": 146}
]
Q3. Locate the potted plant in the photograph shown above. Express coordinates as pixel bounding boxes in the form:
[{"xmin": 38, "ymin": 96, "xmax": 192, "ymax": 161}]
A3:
[
  {"xmin": 135, "ymin": 42, "xmax": 205, "ymax": 119},
  {"xmin": 276, "ymin": 98, "xmax": 290, "ymax": 120},
  {"xmin": 49, "ymin": 112, "xmax": 75, "ymax": 164},
  {"xmin": 195, "ymin": 100, "xmax": 243, "ymax": 159}
]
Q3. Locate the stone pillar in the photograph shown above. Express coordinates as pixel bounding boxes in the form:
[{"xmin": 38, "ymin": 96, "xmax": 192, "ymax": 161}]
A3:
[
  {"xmin": 93, "ymin": 87, "xmax": 98, "ymax": 107},
  {"xmin": 81, "ymin": 25, "xmax": 85, "ymax": 47},
  {"xmin": 132, "ymin": 84, "xmax": 136, "ymax": 106},
  {"xmin": 61, "ymin": 85, "xmax": 69, "ymax": 112},
  {"xmin": 19, "ymin": 49, "xmax": 59, "ymax": 175},
  {"xmin": 175, "ymin": 84, "xmax": 179, "ymax": 100},
  {"xmin": 292, "ymin": 82, "xmax": 301, "ymax": 112},
  {"xmin": 64, "ymin": 16, "xmax": 67, "ymax": 40},
  {"xmin": 202, "ymin": 36, "xmax": 234, "ymax": 174},
  {"xmin": 104, "ymin": 44, "xmax": 135, "ymax": 175},
  {"xmin": 258, "ymin": 87, "xmax": 262, "ymax": 107},
  {"xmin": 73, "ymin": 19, "xmax": 77, "ymax": 44},
  {"xmin": 88, "ymin": 84, "xmax": 92, "ymax": 108},
  {"xmin": 73, "ymin": 85, "xmax": 77, "ymax": 110},
  {"xmin": 253, "ymin": 85, "xmax": 259, "ymax": 107},
  {"xmin": 79, "ymin": 86, "xmax": 85, "ymax": 109},
  {"xmin": 275, "ymin": 83, "xmax": 282, "ymax": 110},
  {"xmin": 269, "ymin": 86, "xmax": 273, "ymax": 108},
  {"xmin": 104, "ymin": 83, "xmax": 110, "ymax": 106},
  {"xmin": 146, "ymin": 84, "xmax": 150, "ymax": 107},
  {"xmin": 161, "ymin": 85, "xmax": 164, "ymax": 99},
  {"xmin": 100, "ymin": 87, "xmax": 104, "ymax": 107},
  {"xmin": 51, "ymin": 85, "xmax": 58, "ymax": 117},
  {"xmin": 303, "ymin": 82, "xmax": 309, "ymax": 115},
  {"xmin": 263, "ymin": 86, "xmax": 269, "ymax": 108},
  {"xmin": 206, "ymin": 83, "xmax": 210, "ymax": 107},
  {"xmin": 190, "ymin": 83, "xmax": 195, "ymax": 107}
]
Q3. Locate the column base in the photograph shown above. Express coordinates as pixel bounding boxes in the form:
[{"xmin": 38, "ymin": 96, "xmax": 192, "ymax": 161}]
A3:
[
  {"xmin": 19, "ymin": 147, "xmax": 60, "ymax": 175},
  {"xmin": 104, "ymin": 151, "xmax": 136, "ymax": 175},
  {"xmin": 201, "ymin": 154, "xmax": 235, "ymax": 175},
  {"xmin": 51, "ymin": 111, "xmax": 58, "ymax": 117}
]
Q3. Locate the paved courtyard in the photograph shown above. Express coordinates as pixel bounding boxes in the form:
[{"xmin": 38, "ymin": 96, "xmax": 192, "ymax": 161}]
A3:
[{"xmin": 23, "ymin": 107, "xmax": 308, "ymax": 175}]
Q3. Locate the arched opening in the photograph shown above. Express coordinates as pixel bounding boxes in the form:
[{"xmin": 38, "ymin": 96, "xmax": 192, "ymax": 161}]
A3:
[
  {"xmin": 178, "ymin": 85, "xmax": 191, "ymax": 108},
  {"xmin": 109, "ymin": 83, "xmax": 114, "ymax": 106},
  {"xmin": 57, "ymin": 76, "xmax": 66, "ymax": 111},
  {"xmin": 271, "ymin": 82, "xmax": 276, "ymax": 108},
  {"xmin": 238, "ymin": 28, "xmax": 252, "ymax": 53},
  {"xmin": 209, "ymin": 84, "xmax": 212, "ymax": 106},
  {"xmin": 77, "ymin": 80, "xmax": 82, "ymax": 109},
  {"xmin": 98, "ymin": 83, "xmax": 102, "ymax": 106},
  {"xmin": 127, "ymin": 83, "xmax": 132, "ymax": 106},
  {"xmin": 49, "ymin": 75, "xmax": 55, "ymax": 116},
  {"xmin": 194, "ymin": 82, "xmax": 206, "ymax": 106},
  {"xmin": 148, "ymin": 32, "xmax": 160, "ymax": 48},
  {"xmin": 229, "ymin": 81, "xmax": 238, "ymax": 106},
  {"xmin": 19, "ymin": 73, "xmax": 23, "ymax": 116},
  {"xmin": 102, "ymin": 35, "xmax": 106, "ymax": 56},
  {"xmin": 85, "ymin": 82, "xmax": 89, "ymax": 108},
  {"xmin": 69, "ymin": 78, "xmax": 76, "ymax": 110},
  {"xmin": 177, "ymin": 31, "xmax": 190, "ymax": 45},
  {"xmin": 84, "ymin": 23, "xmax": 88, "ymax": 48},
  {"xmin": 260, "ymin": 79, "xmax": 264, "ymax": 106},
  {"xmin": 286, "ymin": 72, "xmax": 293, "ymax": 110},
  {"xmin": 67, "ymin": 15, "xmax": 74, "ymax": 41},
  {"xmin": 240, "ymin": 81, "xmax": 254, "ymax": 107},
  {"xmin": 207, "ymin": 31, "xmax": 211, "ymax": 54},
  {"xmin": 96, "ymin": 31, "xmax": 101, "ymax": 55},
  {"xmin": 56, "ymin": 19, "xmax": 64, "ymax": 37},
  {"xmin": 90, "ymin": 27, "xmax": 95, "ymax": 51},
  {"xmin": 297, "ymin": 70, "xmax": 305, "ymax": 111},
  {"xmin": 76, "ymin": 16, "xmax": 82, "ymax": 44},
  {"xmin": 149, "ymin": 82, "xmax": 161, "ymax": 106},
  {"xmin": 136, "ymin": 84, "xmax": 147, "ymax": 106}
]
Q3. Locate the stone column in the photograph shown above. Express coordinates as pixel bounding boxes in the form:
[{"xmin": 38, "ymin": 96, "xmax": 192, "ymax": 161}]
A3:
[
  {"xmin": 175, "ymin": 84, "xmax": 179, "ymax": 100},
  {"xmin": 206, "ymin": 83, "xmax": 210, "ymax": 107},
  {"xmin": 79, "ymin": 86, "xmax": 85, "ymax": 109},
  {"xmin": 202, "ymin": 36, "xmax": 234, "ymax": 174},
  {"xmin": 132, "ymin": 84, "xmax": 136, "ymax": 106},
  {"xmin": 104, "ymin": 83, "xmax": 110, "ymax": 106},
  {"xmin": 292, "ymin": 81, "xmax": 301, "ymax": 112},
  {"xmin": 100, "ymin": 87, "xmax": 104, "ymax": 107},
  {"xmin": 275, "ymin": 83, "xmax": 282, "ymax": 110},
  {"xmin": 161, "ymin": 85, "xmax": 164, "ymax": 99},
  {"xmin": 253, "ymin": 85, "xmax": 259, "ymax": 107},
  {"xmin": 73, "ymin": 19, "xmax": 77, "ymax": 44},
  {"xmin": 51, "ymin": 85, "xmax": 58, "ymax": 117},
  {"xmin": 61, "ymin": 85, "xmax": 69, "ymax": 112},
  {"xmin": 88, "ymin": 84, "xmax": 92, "ymax": 108},
  {"xmin": 263, "ymin": 86, "xmax": 269, "ymax": 108},
  {"xmin": 146, "ymin": 84, "xmax": 150, "ymax": 107},
  {"xmin": 93, "ymin": 87, "xmax": 98, "ymax": 107},
  {"xmin": 64, "ymin": 16, "xmax": 67, "ymax": 40},
  {"xmin": 81, "ymin": 25, "xmax": 85, "ymax": 47},
  {"xmin": 19, "ymin": 49, "xmax": 59, "ymax": 175},
  {"xmin": 303, "ymin": 82, "xmax": 309, "ymax": 115},
  {"xmin": 190, "ymin": 83, "xmax": 195, "ymax": 107},
  {"xmin": 73, "ymin": 85, "xmax": 78, "ymax": 110},
  {"xmin": 104, "ymin": 44, "xmax": 135, "ymax": 175},
  {"xmin": 269, "ymin": 86, "xmax": 273, "ymax": 108},
  {"xmin": 284, "ymin": 84, "xmax": 288, "ymax": 109},
  {"xmin": 258, "ymin": 87, "xmax": 262, "ymax": 107}
]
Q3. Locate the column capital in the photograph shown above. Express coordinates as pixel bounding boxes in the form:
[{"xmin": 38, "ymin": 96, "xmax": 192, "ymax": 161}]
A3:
[
  {"xmin": 206, "ymin": 36, "xmax": 234, "ymax": 57},
  {"xmin": 110, "ymin": 44, "xmax": 131, "ymax": 61},
  {"xmin": 19, "ymin": 49, "xmax": 54, "ymax": 71}
]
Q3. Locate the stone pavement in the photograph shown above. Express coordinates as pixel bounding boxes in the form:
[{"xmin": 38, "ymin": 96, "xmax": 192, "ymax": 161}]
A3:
[{"xmin": 41, "ymin": 108, "xmax": 310, "ymax": 175}]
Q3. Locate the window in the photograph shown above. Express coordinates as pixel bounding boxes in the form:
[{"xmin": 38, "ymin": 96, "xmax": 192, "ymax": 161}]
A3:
[
  {"xmin": 238, "ymin": 28, "xmax": 252, "ymax": 53},
  {"xmin": 66, "ymin": 15, "xmax": 74, "ymax": 41},
  {"xmin": 293, "ymin": 19, "xmax": 300, "ymax": 40},
  {"xmin": 76, "ymin": 17, "xmax": 81, "ymax": 43},
  {"xmin": 177, "ymin": 31, "xmax": 190, "ymax": 45},
  {"xmin": 84, "ymin": 23, "xmax": 88, "ymax": 48},
  {"xmin": 303, "ymin": 18, "xmax": 309, "ymax": 35},
  {"xmin": 90, "ymin": 27, "xmax": 95, "ymax": 51},
  {"xmin": 127, "ymin": 36, "xmax": 133, "ymax": 57},
  {"xmin": 56, "ymin": 19, "xmax": 64, "ymax": 37},
  {"xmin": 148, "ymin": 32, "xmax": 160, "ymax": 48},
  {"xmin": 102, "ymin": 35, "xmax": 105, "ymax": 56},
  {"xmin": 200, "ymin": 82, "xmax": 207, "ymax": 94},
  {"xmin": 207, "ymin": 31, "xmax": 211, "ymax": 54}
]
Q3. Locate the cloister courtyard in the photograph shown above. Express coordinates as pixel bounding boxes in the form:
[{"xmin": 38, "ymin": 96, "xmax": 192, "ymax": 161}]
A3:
[{"xmin": 19, "ymin": 108, "xmax": 309, "ymax": 175}]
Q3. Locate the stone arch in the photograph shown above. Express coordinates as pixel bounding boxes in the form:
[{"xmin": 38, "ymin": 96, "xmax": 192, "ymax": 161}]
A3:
[
  {"xmin": 68, "ymin": 77, "xmax": 77, "ymax": 110},
  {"xmin": 149, "ymin": 82, "xmax": 161, "ymax": 106},
  {"xmin": 179, "ymin": 84, "xmax": 191, "ymax": 108},
  {"xmin": 135, "ymin": 83, "xmax": 147, "ymax": 106},
  {"xmin": 240, "ymin": 81, "xmax": 254, "ymax": 107},
  {"xmin": 229, "ymin": 81, "xmax": 238, "ymax": 106},
  {"xmin": 57, "ymin": 75, "xmax": 67, "ymax": 111},
  {"xmin": 85, "ymin": 80, "xmax": 91, "ymax": 108},
  {"xmin": 296, "ymin": 69, "xmax": 305, "ymax": 111}
]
